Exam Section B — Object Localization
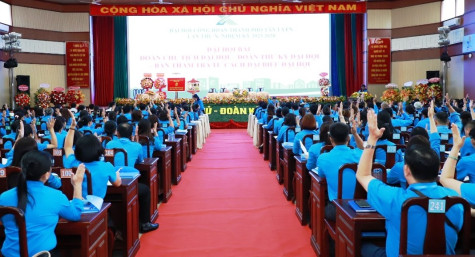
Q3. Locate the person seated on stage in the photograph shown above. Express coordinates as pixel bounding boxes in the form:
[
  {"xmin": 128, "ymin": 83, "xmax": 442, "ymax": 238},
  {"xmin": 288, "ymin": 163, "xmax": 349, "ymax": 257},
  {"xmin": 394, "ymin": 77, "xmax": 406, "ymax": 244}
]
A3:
[
  {"xmin": 192, "ymin": 94, "xmax": 205, "ymax": 115},
  {"xmin": 358, "ymin": 110, "xmax": 464, "ymax": 257},
  {"xmin": 277, "ymin": 113, "xmax": 297, "ymax": 144},
  {"xmin": 358, "ymin": 84, "xmax": 368, "ymax": 93},
  {"xmin": 105, "ymin": 122, "xmax": 159, "ymax": 233},
  {"xmin": 43, "ymin": 117, "xmax": 67, "ymax": 149},
  {"xmin": 460, "ymin": 120, "xmax": 475, "ymax": 157},
  {"xmin": 273, "ymin": 107, "xmax": 289, "ymax": 135},
  {"xmin": 182, "ymin": 104, "xmax": 192, "ymax": 124},
  {"xmin": 266, "ymin": 107, "xmax": 281, "ymax": 131},
  {"xmin": 306, "ymin": 121, "xmax": 333, "ymax": 170},
  {"xmin": 0, "ymin": 150, "xmax": 84, "ymax": 257},
  {"xmin": 296, "ymin": 107, "xmax": 306, "ymax": 123},
  {"xmin": 174, "ymin": 106, "xmax": 188, "ymax": 130},
  {"xmin": 292, "ymin": 114, "xmax": 318, "ymax": 155},
  {"xmin": 257, "ymin": 103, "xmax": 268, "ymax": 124},
  {"xmin": 374, "ymin": 110, "xmax": 396, "ymax": 167},
  {"xmin": 316, "ymin": 122, "xmax": 363, "ymax": 221}
]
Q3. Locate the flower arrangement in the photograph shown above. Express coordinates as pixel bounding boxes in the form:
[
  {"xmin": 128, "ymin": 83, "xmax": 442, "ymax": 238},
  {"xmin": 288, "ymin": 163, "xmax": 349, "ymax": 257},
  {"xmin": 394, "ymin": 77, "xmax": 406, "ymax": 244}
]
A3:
[
  {"xmin": 15, "ymin": 93, "xmax": 30, "ymax": 107},
  {"xmin": 381, "ymin": 83, "xmax": 401, "ymax": 103},
  {"xmin": 115, "ymin": 98, "xmax": 135, "ymax": 105},
  {"xmin": 428, "ymin": 77, "xmax": 442, "ymax": 101},
  {"xmin": 350, "ymin": 92, "xmax": 374, "ymax": 101},
  {"xmin": 65, "ymin": 89, "xmax": 85, "ymax": 105},
  {"xmin": 140, "ymin": 78, "xmax": 154, "ymax": 90},
  {"xmin": 34, "ymin": 88, "xmax": 51, "ymax": 109},
  {"xmin": 50, "ymin": 90, "xmax": 66, "ymax": 105},
  {"xmin": 319, "ymin": 72, "xmax": 331, "ymax": 97},
  {"xmin": 154, "ymin": 78, "xmax": 166, "ymax": 90},
  {"xmin": 400, "ymin": 81, "xmax": 414, "ymax": 102},
  {"xmin": 412, "ymin": 78, "xmax": 442, "ymax": 103},
  {"xmin": 232, "ymin": 89, "xmax": 249, "ymax": 98}
]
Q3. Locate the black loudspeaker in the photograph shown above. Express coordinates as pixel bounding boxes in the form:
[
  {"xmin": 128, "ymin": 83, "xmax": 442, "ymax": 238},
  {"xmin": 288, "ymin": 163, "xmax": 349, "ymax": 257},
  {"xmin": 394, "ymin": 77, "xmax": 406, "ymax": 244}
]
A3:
[
  {"xmin": 16, "ymin": 75, "xmax": 30, "ymax": 95},
  {"xmin": 426, "ymin": 71, "xmax": 440, "ymax": 79}
]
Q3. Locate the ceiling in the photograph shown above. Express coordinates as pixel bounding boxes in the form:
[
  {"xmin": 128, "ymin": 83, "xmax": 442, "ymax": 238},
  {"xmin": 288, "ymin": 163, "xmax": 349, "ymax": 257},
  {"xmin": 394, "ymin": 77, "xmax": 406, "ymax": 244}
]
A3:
[{"xmin": 38, "ymin": 0, "xmax": 380, "ymax": 5}]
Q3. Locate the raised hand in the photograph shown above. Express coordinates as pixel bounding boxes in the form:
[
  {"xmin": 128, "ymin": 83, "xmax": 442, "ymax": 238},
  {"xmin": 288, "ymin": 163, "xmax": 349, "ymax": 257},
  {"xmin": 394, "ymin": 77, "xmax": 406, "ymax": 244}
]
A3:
[
  {"xmin": 428, "ymin": 100, "xmax": 435, "ymax": 117},
  {"xmin": 367, "ymin": 109, "xmax": 385, "ymax": 141},
  {"xmin": 451, "ymin": 123, "xmax": 465, "ymax": 149},
  {"xmin": 71, "ymin": 163, "xmax": 85, "ymax": 188},
  {"xmin": 46, "ymin": 117, "xmax": 55, "ymax": 131}
]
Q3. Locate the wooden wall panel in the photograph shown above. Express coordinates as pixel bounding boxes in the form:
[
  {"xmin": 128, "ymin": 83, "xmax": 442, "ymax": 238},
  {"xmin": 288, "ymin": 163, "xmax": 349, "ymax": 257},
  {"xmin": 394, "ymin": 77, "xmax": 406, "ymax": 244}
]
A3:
[
  {"xmin": 391, "ymin": 2, "xmax": 441, "ymax": 29},
  {"xmin": 12, "ymin": 6, "xmax": 89, "ymax": 32},
  {"xmin": 367, "ymin": 9, "xmax": 392, "ymax": 29}
]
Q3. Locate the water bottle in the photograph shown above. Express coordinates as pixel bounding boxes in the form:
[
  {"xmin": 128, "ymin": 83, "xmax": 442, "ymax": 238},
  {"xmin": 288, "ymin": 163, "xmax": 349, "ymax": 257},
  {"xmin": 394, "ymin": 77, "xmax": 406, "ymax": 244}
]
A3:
[{"xmin": 171, "ymin": 132, "xmax": 175, "ymax": 141}]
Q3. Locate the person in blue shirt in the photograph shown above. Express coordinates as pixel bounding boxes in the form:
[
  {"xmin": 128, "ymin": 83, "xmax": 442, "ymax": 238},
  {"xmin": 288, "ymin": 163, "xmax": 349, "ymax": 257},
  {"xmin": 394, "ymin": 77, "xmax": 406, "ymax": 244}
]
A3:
[
  {"xmin": 192, "ymin": 94, "xmax": 205, "ymax": 115},
  {"xmin": 158, "ymin": 107, "xmax": 178, "ymax": 135},
  {"xmin": 434, "ymin": 112, "xmax": 454, "ymax": 143},
  {"xmin": 139, "ymin": 103, "xmax": 150, "ymax": 119},
  {"xmin": 123, "ymin": 105, "xmax": 133, "ymax": 121},
  {"xmin": 40, "ymin": 107, "xmax": 54, "ymax": 131},
  {"xmin": 261, "ymin": 104, "xmax": 275, "ymax": 127},
  {"xmin": 306, "ymin": 121, "xmax": 332, "ymax": 170},
  {"xmin": 357, "ymin": 110, "xmax": 463, "ymax": 257},
  {"xmin": 2, "ymin": 120, "xmax": 19, "ymax": 150},
  {"xmin": 273, "ymin": 107, "xmax": 289, "ymax": 134},
  {"xmin": 415, "ymin": 108, "xmax": 430, "ymax": 130},
  {"xmin": 317, "ymin": 122, "xmax": 363, "ymax": 220},
  {"xmin": 137, "ymin": 119, "xmax": 163, "ymax": 158},
  {"xmin": 277, "ymin": 113, "xmax": 297, "ymax": 144},
  {"xmin": 44, "ymin": 117, "xmax": 67, "ymax": 148},
  {"xmin": 0, "ymin": 150, "xmax": 84, "ymax": 257},
  {"xmin": 292, "ymin": 114, "xmax": 318, "ymax": 155},
  {"xmin": 375, "ymin": 110, "xmax": 396, "ymax": 166},
  {"xmin": 453, "ymin": 128, "xmax": 475, "ymax": 182},
  {"xmin": 77, "ymin": 115, "xmax": 101, "ymax": 135},
  {"xmin": 460, "ymin": 120, "xmax": 475, "ymax": 157},
  {"xmin": 105, "ymin": 122, "xmax": 159, "ymax": 233}
]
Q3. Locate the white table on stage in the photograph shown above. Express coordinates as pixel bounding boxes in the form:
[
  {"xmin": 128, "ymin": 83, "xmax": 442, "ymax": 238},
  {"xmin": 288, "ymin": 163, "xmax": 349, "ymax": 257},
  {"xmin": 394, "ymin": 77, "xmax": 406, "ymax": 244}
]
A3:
[{"xmin": 253, "ymin": 117, "xmax": 260, "ymax": 148}]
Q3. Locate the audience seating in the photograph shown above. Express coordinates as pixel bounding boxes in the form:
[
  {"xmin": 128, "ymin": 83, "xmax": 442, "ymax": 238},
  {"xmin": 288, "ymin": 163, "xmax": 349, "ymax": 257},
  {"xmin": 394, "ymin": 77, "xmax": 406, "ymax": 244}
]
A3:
[{"xmin": 0, "ymin": 206, "xmax": 29, "ymax": 257}]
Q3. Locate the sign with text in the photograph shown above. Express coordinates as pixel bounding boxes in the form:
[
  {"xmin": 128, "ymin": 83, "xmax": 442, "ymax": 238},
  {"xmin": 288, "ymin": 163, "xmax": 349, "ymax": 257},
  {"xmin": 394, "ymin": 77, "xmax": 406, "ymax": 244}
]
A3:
[
  {"xmin": 90, "ymin": 3, "xmax": 366, "ymax": 16},
  {"xmin": 66, "ymin": 41, "xmax": 90, "ymax": 88},
  {"xmin": 167, "ymin": 78, "xmax": 186, "ymax": 91},
  {"xmin": 367, "ymin": 38, "xmax": 391, "ymax": 84}
]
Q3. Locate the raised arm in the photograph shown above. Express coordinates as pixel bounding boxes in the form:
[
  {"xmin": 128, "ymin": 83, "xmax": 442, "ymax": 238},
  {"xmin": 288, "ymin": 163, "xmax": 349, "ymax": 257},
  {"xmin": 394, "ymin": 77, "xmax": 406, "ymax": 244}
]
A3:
[
  {"xmin": 428, "ymin": 100, "xmax": 437, "ymax": 134},
  {"xmin": 439, "ymin": 123, "xmax": 465, "ymax": 194},
  {"xmin": 351, "ymin": 118, "xmax": 364, "ymax": 150},
  {"xmin": 64, "ymin": 110, "xmax": 77, "ymax": 158},
  {"xmin": 356, "ymin": 109, "xmax": 386, "ymax": 191},
  {"xmin": 71, "ymin": 163, "xmax": 85, "ymax": 200},
  {"xmin": 45, "ymin": 118, "xmax": 58, "ymax": 149}
]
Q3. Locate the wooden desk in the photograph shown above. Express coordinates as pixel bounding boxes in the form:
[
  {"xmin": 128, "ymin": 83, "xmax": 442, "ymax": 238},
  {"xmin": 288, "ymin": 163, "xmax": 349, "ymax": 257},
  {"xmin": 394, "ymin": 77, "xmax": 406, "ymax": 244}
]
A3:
[
  {"xmin": 282, "ymin": 147, "xmax": 295, "ymax": 201},
  {"xmin": 310, "ymin": 171, "xmax": 327, "ymax": 257},
  {"xmin": 263, "ymin": 127, "xmax": 269, "ymax": 160},
  {"xmin": 190, "ymin": 124, "xmax": 198, "ymax": 154},
  {"xmin": 56, "ymin": 203, "xmax": 111, "ymax": 257},
  {"xmin": 186, "ymin": 127, "xmax": 193, "ymax": 162},
  {"xmin": 294, "ymin": 156, "xmax": 310, "ymax": 226},
  {"xmin": 258, "ymin": 124, "xmax": 263, "ymax": 153},
  {"xmin": 269, "ymin": 132, "xmax": 276, "ymax": 170},
  {"xmin": 175, "ymin": 132, "xmax": 188, "ymax": 172},
  {"xmin": 334, "ymin": 199, "xmax": 385, "ymax": 257},
  {"xmin": 165, "ymin": 138, "xmax": 182, "ymax": 185},
  {"xmin": 135, "ymin": 158, "xmax": 159, "ymax": 222},
  {"xmin": 105, "ymin": 177, "xmax": 140, "ymax": 257},
  {"xmin": 276, "ymin": 141, "xmax": 283, "ymax": 184},
  {"xmin": 153, "ymin": 146, "xmax": 172, "ymax": 203}
]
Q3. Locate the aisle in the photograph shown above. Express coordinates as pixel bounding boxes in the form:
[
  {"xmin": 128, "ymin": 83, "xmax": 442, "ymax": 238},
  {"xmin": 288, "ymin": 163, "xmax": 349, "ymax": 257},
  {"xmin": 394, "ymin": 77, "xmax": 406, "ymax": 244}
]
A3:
[{"xmin": 137, "ymin": 129, "xmax": 314, "ymax": 257}]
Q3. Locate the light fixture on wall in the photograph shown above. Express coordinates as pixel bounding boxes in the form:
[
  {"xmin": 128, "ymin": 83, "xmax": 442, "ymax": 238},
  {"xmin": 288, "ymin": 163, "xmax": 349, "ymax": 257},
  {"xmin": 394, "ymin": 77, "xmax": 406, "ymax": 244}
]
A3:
[{"xmin": 1, "ymin": 32, "xmax": 22, "ymax": 108}]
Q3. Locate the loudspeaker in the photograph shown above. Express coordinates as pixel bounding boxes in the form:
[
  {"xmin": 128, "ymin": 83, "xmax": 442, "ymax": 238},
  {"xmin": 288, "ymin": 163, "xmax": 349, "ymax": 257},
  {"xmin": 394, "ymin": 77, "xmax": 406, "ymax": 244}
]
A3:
[
  {"xmin": 16, "ymin": 75, "xmax": 30, "ymax": 95},
  {"xmin": 426, "ymin": 71, "xmax": 440, "ymax": 79}
]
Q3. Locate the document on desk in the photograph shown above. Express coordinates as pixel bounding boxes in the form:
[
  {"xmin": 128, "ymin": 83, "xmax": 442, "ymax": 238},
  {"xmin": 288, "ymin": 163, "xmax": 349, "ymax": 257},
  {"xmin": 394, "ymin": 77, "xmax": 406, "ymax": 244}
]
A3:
[
  {"xmin": 120, "ymin": 172, "xmax": 140, "ymax": 179},
  {"xmin": 82, "ymin": 195, "xmax": 104, "ymax": 213},
  {"xmin": 348, "ymin": 200, "xmax": 377, "ymax": 213}
]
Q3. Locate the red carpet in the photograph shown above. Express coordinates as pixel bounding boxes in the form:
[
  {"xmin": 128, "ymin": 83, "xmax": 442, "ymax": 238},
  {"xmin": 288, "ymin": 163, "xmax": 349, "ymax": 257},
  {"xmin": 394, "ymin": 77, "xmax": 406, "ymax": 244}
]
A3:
[{"xmin": 137, "ymin": 129, "xmax": 314, "ymax": 257}]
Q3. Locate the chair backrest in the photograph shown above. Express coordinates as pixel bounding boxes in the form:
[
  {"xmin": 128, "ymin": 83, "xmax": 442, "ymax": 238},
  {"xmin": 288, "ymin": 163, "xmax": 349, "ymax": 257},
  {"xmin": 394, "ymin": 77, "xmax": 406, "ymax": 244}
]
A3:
[
  {"xmin": 53, "ymin": 167, "xmax": 92, "ymax": 199},
  {"xmin": 337, "ymin": 163, "xmax": 387, "ymax": 199},
  {"xmin": 320, "ymin": 145, "xmax": 333, "ymax": 154},
  {"xmin": 439, "ymin": 144, "xmax": 453, "ymax": 162},
  {"xmin": 302, "ymin": 133, "xmax": 318, "ymax": 147},
  {"xmin": 0, "ymin": 167, "xmax": 22, "ymax": 193},
  {"xmin": 157, "ymin": 128, "xmax": 167, "ymax": 139},
  {"xmin": 284, "ymin": 126, "xmax": 295, "ymax": 142},
  {"xmin": 374, "ymin": 144, "xmax": 405, "ymax": 168},
  {"xmin": 399, "ymin": 196, "xmax": 471, "ymax": 255},
  {"xmin": 400, "ymin": 132, "xmax": 411, "ymax": 144},
  {"xmin": 104, "ymin": 148, "xmax": 129, "ymax": 166},
  {"xmin": 138, "ymin": 135, "xmax": 151, "ymax": 158},
  {"xmin": 45, "ymin": 148, "xmax": 64, "ymax": 168},
  {"xmin": 2, "ymin": 138, "xmax": 15, "ymax": 149},
  {"xmin": 0, "ymin": 206, "xmax": 29, "ymax": 257},
  {"xmin": 82, "ymin": 129, "xmax": 93, "ymax": 135},
  {"xmin": 439, "ymin": 132, "xmax": 453, "ymax": 145}
]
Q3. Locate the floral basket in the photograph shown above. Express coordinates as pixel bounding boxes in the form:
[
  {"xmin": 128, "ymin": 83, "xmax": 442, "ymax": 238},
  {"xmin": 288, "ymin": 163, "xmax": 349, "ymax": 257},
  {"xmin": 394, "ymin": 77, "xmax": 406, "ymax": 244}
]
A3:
[
  {"xmin": 65, "ymin": 89, "xmax": 85, "ymax": 105},
  {"xmin": 381, "ymin": 84, "xmax": 401, "ymax": 103},
  {"xmin": 115, "ymin": 98, "xmax": 135, "ymax": 105},
  {"xmin": 140, "ymin": 78, "xmax": 154, "ymax": 90},
  {"xmin": 319, "ymin": 72, "xmax": 331, "ymax": 97},
  {"xmin": 50, "ymin": 90, "xmax": 66, "ymax": 105},
  {"xmin": 15, "ymin": 93, "xmax": 30, "ymax": 107},
  {"xmin": 350, "ymin": 92, "xmax": 373, "ymax": 101},
  {"xmin": 34, "ymin": 88, "xmax": 51, "ymax": 109},
  {"xmin": 400, "ymin": 88, "xmax": 414, "ymax": 102}
]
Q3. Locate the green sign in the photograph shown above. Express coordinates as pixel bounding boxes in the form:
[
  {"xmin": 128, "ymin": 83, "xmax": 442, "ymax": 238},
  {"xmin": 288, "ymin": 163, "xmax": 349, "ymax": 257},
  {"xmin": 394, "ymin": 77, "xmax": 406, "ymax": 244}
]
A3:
[{"xmin": 205, "ymin": 104, "xmax": 255, "ymax": 122}]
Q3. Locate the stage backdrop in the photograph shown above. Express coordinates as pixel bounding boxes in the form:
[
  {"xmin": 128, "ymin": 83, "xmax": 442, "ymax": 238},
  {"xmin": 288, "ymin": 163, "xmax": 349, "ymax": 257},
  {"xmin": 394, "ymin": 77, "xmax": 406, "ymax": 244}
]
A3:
[{"xmin": 127, "ymin": 14, "xmax": 330, "ymax": 99}]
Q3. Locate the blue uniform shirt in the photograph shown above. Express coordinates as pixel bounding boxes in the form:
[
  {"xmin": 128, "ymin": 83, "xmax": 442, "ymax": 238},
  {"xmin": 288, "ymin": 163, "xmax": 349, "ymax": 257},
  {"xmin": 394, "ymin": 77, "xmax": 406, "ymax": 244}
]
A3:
[
  {"xmin": 461, "ymin": 183, "xmax": 475, "ymax": 205},
  {"xmin": 273, "ymin": 118, "xmax": 284, "ymax": 134},
  {"xmin": 460, "ymin": 137, "xmax": 475, "ymax": 157},
  {"xmin": 415, "ymin": 118, "xmax": 430, "ymax": 130},
  {"xmin": 375, "ymin": 139, "xmax": 396, "ymax": 166},
  {"xmin": 0, "ymin": 181, "xmax": 83, "ymax": 257},
  {"xmin": 277, "ymin": 125, "xmax": 295, "ymax": 143},
  {"xmin": 44, "ymin": 130, "xmax": 67, "ymax": 149},
  {"xmin": 316, "ymin": 145, "xmax": 363, "ymax": 201},
  {"xmin": 292, "ymin": 129, "xmax": 317, "ymax": 155},
  {"xmin": 368, "ymin": 180, "xmax": 462, "ymax": 257},
  {"xmin": 106, "ymin": 138, "xmax": 144, "ymax": 167},
  {"xmin": 456, "ymin": 154, "xmax": 475, "ymax": 182},
  {"xmin": 306, "ymin": 142, "xmax": 325, "ymax": 170},
  {"xmin": 2, "ymin": 133, "xmax": 16, "ymax": 150}
]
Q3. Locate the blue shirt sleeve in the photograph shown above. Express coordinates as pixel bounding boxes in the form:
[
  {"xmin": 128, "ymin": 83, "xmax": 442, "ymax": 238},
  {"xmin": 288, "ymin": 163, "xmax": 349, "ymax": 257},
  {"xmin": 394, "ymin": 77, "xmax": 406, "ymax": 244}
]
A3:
[
  {"xmin": 46, "ymin": 174, "xmax": 62, "ymax": 189},
  {"xmin": 57, "ymin": 195, "xmax": 84, "ymax": 221},
  {"xmin": 429, "ymin": 132, "xmax": 441, "ymax": 156},
  {"xmin": 367, "ymin": 179, "xmax": 400, "ymax": 218},
  {"xmin": 449, "ymin": 112, "xmax": 462, "ymax": 129},
  {"xmin": 461, "ymin": 183, "xmax": 475, "ymax": 206}
]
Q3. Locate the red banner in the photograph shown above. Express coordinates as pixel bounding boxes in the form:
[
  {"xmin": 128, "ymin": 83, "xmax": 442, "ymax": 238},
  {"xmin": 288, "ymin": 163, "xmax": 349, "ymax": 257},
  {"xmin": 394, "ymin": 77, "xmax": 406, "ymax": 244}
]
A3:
[
  {"xmin": 167, "ymin": 78, "xmax": 185, "ymax": 91},
  {"xmin": 367, "ymin": 38, "xmax": 391, "ymax": 84},
  {"xmin": 90, "ymin": 3, "xmax": 366, "ymax": 16},
  {"xmin": 66, "ymin": 41, "xmax": 90, "ymax": 88}
]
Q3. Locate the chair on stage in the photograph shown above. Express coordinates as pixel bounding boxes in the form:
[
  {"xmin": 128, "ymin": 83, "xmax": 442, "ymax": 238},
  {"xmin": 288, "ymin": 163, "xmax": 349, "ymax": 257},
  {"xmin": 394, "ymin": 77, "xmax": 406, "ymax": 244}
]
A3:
[{"xmin": 399, "ymin": 196, "xmax": 471, "ymax": 255}]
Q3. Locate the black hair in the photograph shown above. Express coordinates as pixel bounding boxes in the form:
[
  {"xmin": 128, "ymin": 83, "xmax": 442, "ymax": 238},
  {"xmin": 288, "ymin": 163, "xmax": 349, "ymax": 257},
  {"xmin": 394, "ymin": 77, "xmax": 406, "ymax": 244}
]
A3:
[
  {"xmin": 104, "ymin": 121, "xmax": 117, "ymax": 138},
  {"xmin": 291, "ymin": 103, "xmax": 299, "ymax": 111},
  {"xmin": 117, "ymin": 122, "xmax": 133, "ymax": 138},
  {"xmin": 183, "ymin": 104, "xmax": 190, "ymax": 112},
  {"xmin": 435, "ymin": 112, "xmax": 449, "ymax": 125},
  {"xmin": 192, "ymin": 94, "xmax": 200, "ymax": 100},
  {"xmin": 460, "ymin": 111, "xmax": 472, "ymax": 133},
  {"xmin": 283, "ymin": 113, "xmax": 297, "ymax": 127},
  {"xmin": 75, "ymin": 134, "xmax": 104, "ymax": 163},
  {"xmin": 276, "ymin": 108, "xmax": 282, "ymax": 118},
  {"xmin": 108, "ymin": 101, "xmax": 116, "ymax": 108},
  {"xmin": 17, "ymin": 150, "xmax": 52, "ymax": 212},
  {"xmin": 123, "ymin": 105, "xmax": 132, "ymax": 114},
  {"xmin": 78, "ymin": 115, "xmax": 92, "ymax": 128},
  {"xmin": 139, "ymin": 103, "xmax": 146, "ymax": 111},
  {"xmin": 322, "ymin": 104, "xmax": 331, "ymax": 116},
  {"xmin": 404, "ymin": 144, "xmax": 439, "ymax": 182},
  {"xmin": 377, "ymin": 110, "xmax": 394, "ymax": 140},
  {"xmin": 192, "ymin": 103, "xmax": 200, "ymax": 112},
  {"xmin": 410, "ymin": 127, "xmax": 429, "ymax": 140},
  {"xmin": 117, "ymin": 115, "xmax": 128, "ymax": 125},
  {"xmin": 298, "ymin": 107, "xmax": 306, "ymax": 118},
  {"xmin": 78, "ymin": 110, "xmax": 89, "ymax": 120},
  {"xmin": 11, "ymin": 120, "xmax": 20, "ymax": 133},
  {"xmin": 329, "ymin": 122, "xmax": 349, "ymax": 145},
  {"xmin": 70, "ymin": 103, "xmax": 77, "ymax": 108},
  {"xmin": 322, "ymin": 115, "xmax": 333, "ymax": 123},
  {"xmin": 54, "ymin": 116, "xmax": 66, "ymax": 132},
  {"xmin": 281, "ymin": 107, "xmax": 290, "ymax": 117},
  {"xmin": 406, "ymin": 135, "xmax": 430, "ymax": 149},
  {"xmin": 77, "ymin": 105, "xmax": 85, "ymax": 112},
  {"xmin": 158, "ymin": 109, "xmax": 168, "ymax": 121},
  {"xmin": 267, "ymin": 104, "xmax": 276, "ymax": 123},
  {"xmin": 132, "ymin": 110, "xmax": 143, "ymax": 122},
  {"xmin": 320, "ymin": 121, "xmax": 333, "ymax": 145},
  {"xmin": 470, "ymin": 128, "xmax": 475, "ymax": 140},
  {"xmin": 12, "ymin": 137, "xmax": 38, "ymax": 167},
  {"xmin": 107, "ymin": 111, "xmax": 117, "ymax": 122},
  {"xmin": 465, "ymin": 120, "xmax": 475, "ymax": 135},
  {"xmin": 309, "ymin": 104, "xmax": 318, "ymax": 115},
  {"xmin": 138, "ymin": 119, "xmax": 154, "ymax": 145},
  {"xmin": 421, "ymin": 108, "xmax": 428, "ymax": 118}
]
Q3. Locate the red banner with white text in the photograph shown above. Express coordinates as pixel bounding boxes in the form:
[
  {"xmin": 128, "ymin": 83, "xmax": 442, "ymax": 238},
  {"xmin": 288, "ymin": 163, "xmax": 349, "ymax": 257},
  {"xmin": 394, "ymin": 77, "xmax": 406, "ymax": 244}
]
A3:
[
  {"xmin": 367, "ymin": 38, "xmax": 391, "ymax": 84},
  {"xmin": 66, "ymin": 41, "xmax": 90, "ymax": 88},
  {"xmin": 90, "ymin": 3, "xmax": 366, "ymax": 16}
]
